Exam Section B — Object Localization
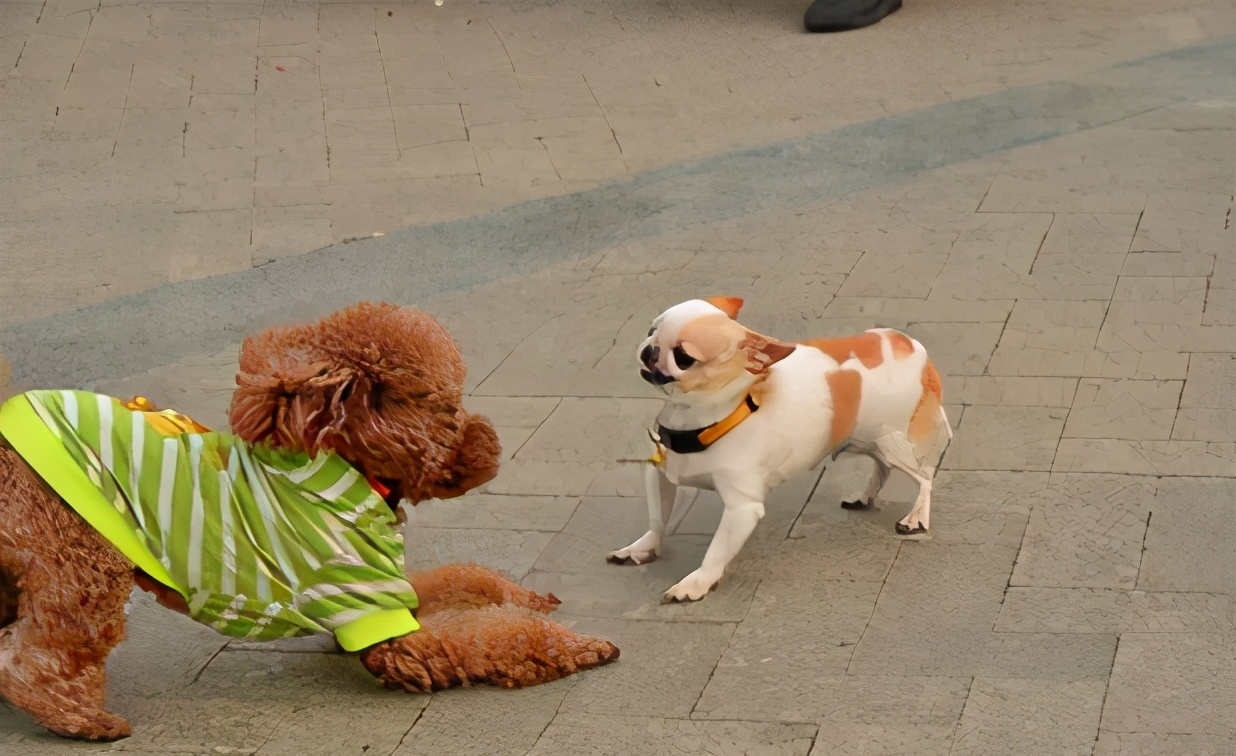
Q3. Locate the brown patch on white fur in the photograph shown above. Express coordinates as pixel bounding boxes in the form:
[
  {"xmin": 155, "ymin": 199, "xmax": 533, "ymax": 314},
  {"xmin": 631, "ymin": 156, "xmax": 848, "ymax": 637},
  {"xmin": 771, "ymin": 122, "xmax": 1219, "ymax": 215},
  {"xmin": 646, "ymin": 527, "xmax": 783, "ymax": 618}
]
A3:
[
  {"xmin": 673, "ymin": 316, "xmax": 751, "ymax": 392},
  {"xmin": 908, "ymin": 360, "xmax": 944, "ymax": 442},
  {"xmin": 703, "ymin": 297, "xmax": 744, "ymax": 320},
  {"xmin": 826, "ymin": 369, "xmax": 862, "ymax": 450},
  {"xmin": 800, "ymin": 333, "xmax": 885, "ymax": 370},
  {"xmin": 740, "ymin": 334, "xmax": 796, "ymax": 375},
  {"xmin": 888, "ymin": 332, "xmax": 915, "ymax": 360}
]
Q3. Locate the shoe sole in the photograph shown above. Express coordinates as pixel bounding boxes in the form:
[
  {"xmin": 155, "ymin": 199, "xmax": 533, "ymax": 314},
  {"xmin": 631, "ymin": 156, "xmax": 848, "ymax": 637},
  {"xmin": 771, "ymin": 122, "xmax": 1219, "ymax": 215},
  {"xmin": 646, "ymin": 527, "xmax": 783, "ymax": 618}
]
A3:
[{"xmin": 804, "ymin": 0, "xmax": 902, "ymax": 33}]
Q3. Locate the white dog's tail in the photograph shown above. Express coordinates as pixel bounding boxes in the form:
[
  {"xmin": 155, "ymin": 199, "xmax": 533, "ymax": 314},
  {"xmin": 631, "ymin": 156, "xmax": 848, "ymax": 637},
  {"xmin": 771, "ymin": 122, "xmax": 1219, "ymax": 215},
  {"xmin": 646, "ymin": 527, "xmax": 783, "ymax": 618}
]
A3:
[{"xmin": 939, "ymin": 405, "xmax": 953, "ymax": 439}]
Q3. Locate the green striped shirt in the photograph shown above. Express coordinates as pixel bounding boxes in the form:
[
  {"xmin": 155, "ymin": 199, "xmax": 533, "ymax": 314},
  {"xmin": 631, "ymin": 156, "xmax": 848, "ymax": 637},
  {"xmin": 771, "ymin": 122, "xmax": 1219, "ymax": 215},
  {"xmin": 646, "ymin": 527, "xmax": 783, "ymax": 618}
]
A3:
[{"xmin": 0, "ymin": 390, "xmax": 419, "ymax": 651}]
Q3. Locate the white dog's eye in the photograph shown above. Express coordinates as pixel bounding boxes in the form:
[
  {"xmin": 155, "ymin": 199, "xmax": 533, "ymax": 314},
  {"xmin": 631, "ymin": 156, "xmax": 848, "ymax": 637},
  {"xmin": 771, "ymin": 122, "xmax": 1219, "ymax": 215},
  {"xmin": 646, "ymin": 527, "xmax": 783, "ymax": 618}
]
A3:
[
  {"xmin": 647, "ymin": 326, "xmax": 656, "ymax": 337},
  {"xmin": 672, "ymin": 345, "xmax": 696, "ymax": 370}
]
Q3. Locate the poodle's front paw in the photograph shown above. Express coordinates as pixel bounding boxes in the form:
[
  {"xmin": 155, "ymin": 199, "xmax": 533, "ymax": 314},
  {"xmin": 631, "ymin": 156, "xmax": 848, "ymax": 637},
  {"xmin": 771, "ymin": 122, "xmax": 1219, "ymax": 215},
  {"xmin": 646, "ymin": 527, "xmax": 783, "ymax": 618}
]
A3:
[
  {"xmin": 661, "ymin": 569, "xmax": 720, "ymax": 603},
  {"xmin": 606, "ymin": 531, "xmax": 661, "ymax": 565},
  {"xmin": 42, "ymin": 708, "xmax": 132, "ymax": 742}
]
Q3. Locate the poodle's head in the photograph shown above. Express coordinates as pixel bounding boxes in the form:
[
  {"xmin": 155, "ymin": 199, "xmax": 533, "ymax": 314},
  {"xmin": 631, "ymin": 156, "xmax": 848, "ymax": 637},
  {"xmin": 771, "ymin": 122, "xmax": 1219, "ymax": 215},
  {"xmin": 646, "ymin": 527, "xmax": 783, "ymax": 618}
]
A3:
[{"xmin": 228, "ymin": 302, "xmax": 501, "ymax": 514}]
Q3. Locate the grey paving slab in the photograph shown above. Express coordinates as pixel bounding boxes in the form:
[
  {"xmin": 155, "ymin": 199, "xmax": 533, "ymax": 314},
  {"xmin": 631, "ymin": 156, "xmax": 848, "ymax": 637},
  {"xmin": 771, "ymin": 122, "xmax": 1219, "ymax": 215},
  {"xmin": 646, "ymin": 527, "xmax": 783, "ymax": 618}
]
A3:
[
  {"xmin": 1100, "ymin": 633, "xmax": 1236, "ymax": 739},
  {"xmin": 406, "ymin": 493, "xmax": 581, "ymax": 532},
  {"xmin": 483, "ymin": 397, "xmax": 663, "ymax": 497},
  {"xmin": 1122, "ymin": 250, "xmax": 1217, "ymax": 277},
  {"xmin": 846, "ymin": 542, "xmax": 1117, "ymax": 680},
  {"xmin": 554, "ymin": 619, "xmax": 736, "ymax": 721},
  {"xmin": 1063, "ymin": 378, "xmax": 1183, "ymax": 440},
  {"xmin": 900, "ymin": 321, "xmax": 1007, "ymax": 378},
  {"xmin": 404, "ymin": 525, "xmax": 554, "ymax": 582},
  {"xmin": 950, "ymin": 678, "xmax": 1106, "ymax": 756},
  {"xmin": 996, "ymin": 588, "xmax": 1236, "ymax": 634},
  {"xmin": 1012, "ymin": 475, "xmax": 1157, "ymax": 590},
  {"xmin": 529, "ymin": 715, "xmax": 818, "ymax": 756},
  {"xmin": 696, "ymin": 672, "xmax": 973, "ymax": 731},
  {"xmin": 943, "ymin": 406, "xmax": 1068, "ymax": 471},
  {"xmin": 1094, "ymin": 731, "xmax": 1236, "ymax": 755},
  {"xmin": 1138, "ymin": 477, "xmax": 1236, "ymax": 593},
  {"xmin": 809, "ymin": 723, "xmax": 958, "ymax": 756},
  {"xmin": 1053, "ymin": 438, "xmax": 1236, "ymax": 476},
  {"xmin": 697, "ymin": 578, "xmax": 884, "ymax": 716},
  {"xmin": 1173, "ymin": 352, "xmax": 1236, "ymax": 442},
  {"xmin": 952, "ymin": 376, "xmax": 1079, "ymax": 407},
  {"xmin": 397, "ymin": 684, "xmax": 571, "ymax": 756}
]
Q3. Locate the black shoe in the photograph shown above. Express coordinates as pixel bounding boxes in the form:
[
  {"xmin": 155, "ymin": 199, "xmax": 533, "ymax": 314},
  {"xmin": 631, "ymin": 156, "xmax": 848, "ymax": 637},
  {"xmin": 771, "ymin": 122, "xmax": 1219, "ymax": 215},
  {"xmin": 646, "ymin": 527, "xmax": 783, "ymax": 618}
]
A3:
[{"xmin": 804, "ymin": 0, "xmax": 902, "ymax": 32}]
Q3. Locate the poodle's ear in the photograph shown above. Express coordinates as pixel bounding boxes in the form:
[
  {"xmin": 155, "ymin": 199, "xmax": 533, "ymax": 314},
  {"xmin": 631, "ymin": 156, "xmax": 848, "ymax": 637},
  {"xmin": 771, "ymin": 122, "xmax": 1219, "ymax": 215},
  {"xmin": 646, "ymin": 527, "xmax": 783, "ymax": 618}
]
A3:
[
  {"xmin": 229, "ymin": 323, "xmax": 344, "ymax": 449},
  {"xmin": 415, "ymin": 413, "xmax": 501, "ymax": 504}
]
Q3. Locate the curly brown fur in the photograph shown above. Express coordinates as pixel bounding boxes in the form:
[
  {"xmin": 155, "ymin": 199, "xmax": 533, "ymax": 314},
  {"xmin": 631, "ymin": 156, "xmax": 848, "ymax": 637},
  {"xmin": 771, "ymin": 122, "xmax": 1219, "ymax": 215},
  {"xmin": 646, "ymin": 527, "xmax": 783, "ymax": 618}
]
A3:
[
  {"xmin": 359, "ymin": 603, "xmax": 619, "ymax": 692},
  {"xmin": 228, "ymin": 302, "xmax": 501, "ymax": 506},
  {"xmin": 0, "ymin": 446, "xmax": 134, "ymax": 741},
  {"xmin": 0, "ymin": 302, "xmax": 618, "ymax": 742},
  {"xmin": 408, "ymin": 564, "xmax": 562, "ymax": 615}
]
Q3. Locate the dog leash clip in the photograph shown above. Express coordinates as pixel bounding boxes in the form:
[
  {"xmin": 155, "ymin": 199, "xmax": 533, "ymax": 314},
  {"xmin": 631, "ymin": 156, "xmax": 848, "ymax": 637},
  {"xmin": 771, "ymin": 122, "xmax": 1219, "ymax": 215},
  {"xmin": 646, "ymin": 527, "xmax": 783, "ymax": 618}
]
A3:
[{"xmin": 617, "ymin": 428, "xmax": 667, "ymax": 467}]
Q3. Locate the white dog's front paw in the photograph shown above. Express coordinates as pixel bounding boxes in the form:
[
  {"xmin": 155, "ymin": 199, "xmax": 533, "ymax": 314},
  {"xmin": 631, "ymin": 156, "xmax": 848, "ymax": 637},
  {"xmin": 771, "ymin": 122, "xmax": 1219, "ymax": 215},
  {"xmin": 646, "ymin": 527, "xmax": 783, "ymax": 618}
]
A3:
[
  {"xmin": 606, "ymin": 531, "xmax": 661, "ymax": 565},
  {"xmin": 662, "ymin": 569, "xmax": 721, "ymax": 603},
  {"xmin": 895, "ymin": 514, "xmax": 929, "ymax": 536}
]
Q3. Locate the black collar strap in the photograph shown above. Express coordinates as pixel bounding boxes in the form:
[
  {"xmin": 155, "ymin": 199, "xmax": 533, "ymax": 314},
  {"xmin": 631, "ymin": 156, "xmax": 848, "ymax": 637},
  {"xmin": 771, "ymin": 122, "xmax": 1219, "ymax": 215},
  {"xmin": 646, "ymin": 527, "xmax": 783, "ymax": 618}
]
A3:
[{"xmin": 656, "ymin": 394, "xmax": 759, "ymax": 454}]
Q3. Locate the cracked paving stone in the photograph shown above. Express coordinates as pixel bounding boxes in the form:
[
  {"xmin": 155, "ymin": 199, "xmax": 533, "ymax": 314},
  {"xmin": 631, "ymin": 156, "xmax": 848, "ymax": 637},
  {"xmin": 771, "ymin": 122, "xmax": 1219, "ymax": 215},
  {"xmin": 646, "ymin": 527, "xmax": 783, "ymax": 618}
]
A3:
[
  {"xmin": 1172, "ymin": 352, "xmax": 1236, "ymax": 442},
  {"xmin": 528, "ymin": 715, "xmax": 817, "ymax": 756},
  {"xmin": 1137, "ymin": 477, "xmax": 1236, "ymax": 593},
  {"xmin": 696, "ymin": 672, "xmax": 972, "ymax": 730},
  {"xmin": 950, "ymin": 678, "xmax": 1106, "ymax": 756},
  {"xmin": 996, "ymin": 587, "xmax": 1236, "ymax": 634},
  {"xmin": 1053, "ymin": 438, "xmax": 1236, "ymax": 476},
  {"xmin": 1101, "ymin": 633, "xmax": 1236, "ymax": 739},
  {"xmin": 1094, "ymin": 731, "xmax": 1236, "ymax": 755},
  {"xmin": 847, "ymin": 543, "xmax": 1116, "ymax": 680},
  {"xmin": 405, "ymin": 493, "xmax": 581, "ymax": 532},
  {"xmin": 395, "ymin": 684, "xmax": 571, "ymax": 756},
  {"xmin": 696, "ymin": 579, "xmax": 883, "ymax": 715},
  {"xmin": 943, "ymin": 405, "xmax": 1067, "ymax": 471},
  {"xmin": 1011, "ymin": 474, "xmax": 1156, "ymax": 590},
  {"xmin": 460, "ymin": 396, "xmax": 562, "ymax": 461},
  {"xmin": 483, "ymin": 397, "xmax": 664, "ymax": 497},
  {"xmin": 550, "ymin": 619, "xmax": 737, "ymax": 720},
  {"xmin": 1063, "ymin": 378, "xmax": 1183, "ymax": 441},
  {"xmin": 403, "ymin": 526, "xmax": 555, "ymax": 582}
]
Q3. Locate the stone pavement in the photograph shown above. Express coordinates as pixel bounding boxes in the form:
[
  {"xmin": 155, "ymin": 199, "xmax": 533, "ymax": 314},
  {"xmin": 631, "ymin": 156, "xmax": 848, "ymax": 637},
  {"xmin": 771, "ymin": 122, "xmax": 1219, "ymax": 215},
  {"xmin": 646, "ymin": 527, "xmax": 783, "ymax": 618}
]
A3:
[{"xmin": 3, "ymin": 0, "xmax": 1236, "ymax": 754}]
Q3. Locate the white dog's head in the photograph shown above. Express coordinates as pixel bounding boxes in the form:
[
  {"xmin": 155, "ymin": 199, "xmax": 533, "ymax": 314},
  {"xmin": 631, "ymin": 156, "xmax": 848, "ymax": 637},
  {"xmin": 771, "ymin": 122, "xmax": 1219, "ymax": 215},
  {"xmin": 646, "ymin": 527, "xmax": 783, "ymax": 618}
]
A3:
[{"xmin": 637, "ymin": 297, "xmax": 795, "ymax": 393}]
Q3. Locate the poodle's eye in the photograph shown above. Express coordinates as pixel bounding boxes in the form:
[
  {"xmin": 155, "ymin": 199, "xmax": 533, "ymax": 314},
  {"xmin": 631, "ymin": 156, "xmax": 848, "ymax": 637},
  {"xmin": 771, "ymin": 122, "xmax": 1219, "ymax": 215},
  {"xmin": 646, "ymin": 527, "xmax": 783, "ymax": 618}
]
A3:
[{"xmin": 672, "ymin": 345, "xmax": 696, "ymax": 370}]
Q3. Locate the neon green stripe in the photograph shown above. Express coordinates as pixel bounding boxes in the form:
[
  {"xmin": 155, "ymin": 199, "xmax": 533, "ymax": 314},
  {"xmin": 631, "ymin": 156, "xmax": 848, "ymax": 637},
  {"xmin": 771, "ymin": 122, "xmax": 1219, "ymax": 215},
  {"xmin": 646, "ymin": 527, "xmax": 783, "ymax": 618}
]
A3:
[
  {"xmin": 0, "ymin": 395, "xmax": 183, "ymax": 595},
  {"xmin": 333, "ymin": 608, "xmax": 420, "ymax": 652}
]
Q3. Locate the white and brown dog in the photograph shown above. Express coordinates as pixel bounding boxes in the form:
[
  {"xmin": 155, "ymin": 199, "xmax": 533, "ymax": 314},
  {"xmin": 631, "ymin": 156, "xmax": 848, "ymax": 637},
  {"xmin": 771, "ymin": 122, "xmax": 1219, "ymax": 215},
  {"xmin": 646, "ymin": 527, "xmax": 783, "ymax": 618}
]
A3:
[{"xmin": 608, "ymin": 297, "xmax": 952, "ymax": 602}]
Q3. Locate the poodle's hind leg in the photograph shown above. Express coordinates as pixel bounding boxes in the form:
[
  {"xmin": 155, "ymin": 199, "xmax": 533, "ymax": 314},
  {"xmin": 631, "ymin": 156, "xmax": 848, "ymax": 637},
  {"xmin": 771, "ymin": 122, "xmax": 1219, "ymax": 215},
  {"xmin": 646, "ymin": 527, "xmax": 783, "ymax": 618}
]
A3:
[
  {"xmin": 0, "ymin": 447, "xmax": 135, "ymax": 741},
  {"xmin": 358, "ymin": 604, "xmax": 619, "ymax": 692},
  {"xmin": 408, "ymin": 563, "xmax": 561, "ymax": 614}
]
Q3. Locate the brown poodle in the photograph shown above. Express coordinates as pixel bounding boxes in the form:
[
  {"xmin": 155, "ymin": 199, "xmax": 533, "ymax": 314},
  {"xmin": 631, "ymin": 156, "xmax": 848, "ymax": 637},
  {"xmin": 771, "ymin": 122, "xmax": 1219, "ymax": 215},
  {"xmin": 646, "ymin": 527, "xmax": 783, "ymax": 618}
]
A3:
[{"xmin": 0, "ymin": 302, "xmax": 618, "ymax": 741}]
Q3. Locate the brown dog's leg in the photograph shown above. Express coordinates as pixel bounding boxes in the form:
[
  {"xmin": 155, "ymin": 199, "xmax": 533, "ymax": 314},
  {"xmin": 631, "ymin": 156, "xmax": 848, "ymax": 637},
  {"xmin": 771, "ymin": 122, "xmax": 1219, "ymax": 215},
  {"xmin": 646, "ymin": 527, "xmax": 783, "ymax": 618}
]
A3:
[
  {"xmin": 408, "ymin": 563, "xmax": 561, "ymax": 614},
  {"xmin": 357, "ymin": 603, "xmax": 619, "ymax": 692},
  {"xmin": 0, "ymin": 447, "xmax": 134, "ymax": 741}
]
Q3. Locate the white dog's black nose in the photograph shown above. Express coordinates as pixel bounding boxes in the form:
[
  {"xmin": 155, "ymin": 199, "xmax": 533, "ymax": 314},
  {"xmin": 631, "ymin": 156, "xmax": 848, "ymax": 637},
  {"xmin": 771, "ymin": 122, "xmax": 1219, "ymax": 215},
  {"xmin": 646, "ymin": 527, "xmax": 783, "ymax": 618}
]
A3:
[
  {"xmin": 640, "ymin": 344, "xmax": 658, "ymax": 369},
  {"xmin": 639, "ymin": 344, "xmax": 674, "ymax": 384}
]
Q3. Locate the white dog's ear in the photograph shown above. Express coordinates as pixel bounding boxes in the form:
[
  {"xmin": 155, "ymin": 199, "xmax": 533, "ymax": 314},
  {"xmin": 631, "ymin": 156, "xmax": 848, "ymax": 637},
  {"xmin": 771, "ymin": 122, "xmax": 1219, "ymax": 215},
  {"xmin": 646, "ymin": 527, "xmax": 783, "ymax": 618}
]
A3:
[
  {"xmin": 740, "ymin": 333, "xmax": 795, "ymax": 374},
  {"xmin": 704, "ymin": 296, "xmax": 744, "ymax": 319}
]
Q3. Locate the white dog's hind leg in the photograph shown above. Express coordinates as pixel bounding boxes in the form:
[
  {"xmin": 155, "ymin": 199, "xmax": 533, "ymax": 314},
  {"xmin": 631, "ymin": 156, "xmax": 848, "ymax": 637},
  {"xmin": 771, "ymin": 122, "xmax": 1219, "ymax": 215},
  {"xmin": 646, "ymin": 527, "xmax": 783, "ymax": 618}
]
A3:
[
  {"xmin": 870, "ymin": 432, "xmax": 935, "ymax": 536},
  {"xmin": 841, "ymin": 454, "xmax": 890, "ymax": 510},
  {"xmin": 664, "ymin": 479, "xmax": 764, "ymax": 602},
  {"xmin": 607, "ymin": 464, "xmax": 675, "ymax": 565}
]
